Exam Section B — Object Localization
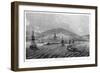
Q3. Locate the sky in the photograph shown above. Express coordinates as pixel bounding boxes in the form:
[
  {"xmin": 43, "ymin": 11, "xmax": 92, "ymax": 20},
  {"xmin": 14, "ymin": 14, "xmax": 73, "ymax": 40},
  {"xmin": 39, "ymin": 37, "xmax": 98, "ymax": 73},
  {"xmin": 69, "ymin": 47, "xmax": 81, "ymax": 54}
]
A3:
[{"xmin": 26, "ymin": 11, "xmax": 90, "ymax": 36}]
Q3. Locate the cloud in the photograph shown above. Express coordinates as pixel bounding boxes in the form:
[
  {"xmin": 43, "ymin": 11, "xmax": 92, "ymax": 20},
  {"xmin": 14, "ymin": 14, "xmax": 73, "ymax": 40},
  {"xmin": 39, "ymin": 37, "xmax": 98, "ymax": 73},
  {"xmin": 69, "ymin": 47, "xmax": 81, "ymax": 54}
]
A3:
[{"xmin": 26, "ymin": 12, "xmax": 89, "ymax": 36}]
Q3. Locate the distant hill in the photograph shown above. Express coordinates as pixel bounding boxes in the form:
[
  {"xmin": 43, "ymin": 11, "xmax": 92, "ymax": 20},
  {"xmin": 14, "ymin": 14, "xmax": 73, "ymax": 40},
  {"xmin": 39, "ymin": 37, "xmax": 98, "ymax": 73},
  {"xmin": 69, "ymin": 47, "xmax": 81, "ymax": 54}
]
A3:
[
  {"xmin": 35, "ymin": 28, "xmax": 80, "ymax": 40},
  {"xmin": 81, "ymin": 34, "xmax": 89, "ymax": 40},
  {"xmin": 26, "ymin": 26, "xmax": 88, "ymax": 42}
]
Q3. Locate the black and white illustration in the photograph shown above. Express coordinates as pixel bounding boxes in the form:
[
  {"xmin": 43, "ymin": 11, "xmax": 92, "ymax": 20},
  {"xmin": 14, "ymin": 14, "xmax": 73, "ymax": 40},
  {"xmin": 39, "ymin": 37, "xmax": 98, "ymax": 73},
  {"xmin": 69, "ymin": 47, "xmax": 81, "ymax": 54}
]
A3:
[{"xmin": 25, "ymin": 11, "xmax": 90, "ymax": 59}]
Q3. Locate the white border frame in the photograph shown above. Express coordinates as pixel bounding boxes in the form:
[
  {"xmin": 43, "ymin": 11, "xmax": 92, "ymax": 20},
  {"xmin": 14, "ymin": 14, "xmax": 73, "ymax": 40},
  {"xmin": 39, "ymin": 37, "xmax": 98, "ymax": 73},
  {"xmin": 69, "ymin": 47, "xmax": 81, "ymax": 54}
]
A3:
[{"xmin": 18, "ymin": 5, "xmax": 96, "ymax": 68}]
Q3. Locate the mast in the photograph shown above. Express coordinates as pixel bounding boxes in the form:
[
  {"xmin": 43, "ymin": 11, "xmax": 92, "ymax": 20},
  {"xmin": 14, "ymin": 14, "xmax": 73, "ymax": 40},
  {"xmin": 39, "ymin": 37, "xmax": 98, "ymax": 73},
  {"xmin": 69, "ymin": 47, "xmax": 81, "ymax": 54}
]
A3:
[
  {"xmin": 54, "ymin": 32, "xmax": 57, "ymax": 40},
  {"xmin": 61, "ymin": 36, "xmax": 65, "ymax": 46},
  {"xmin": 30, "ymin": 31, "xmax": 38, "ymax": 50}
]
